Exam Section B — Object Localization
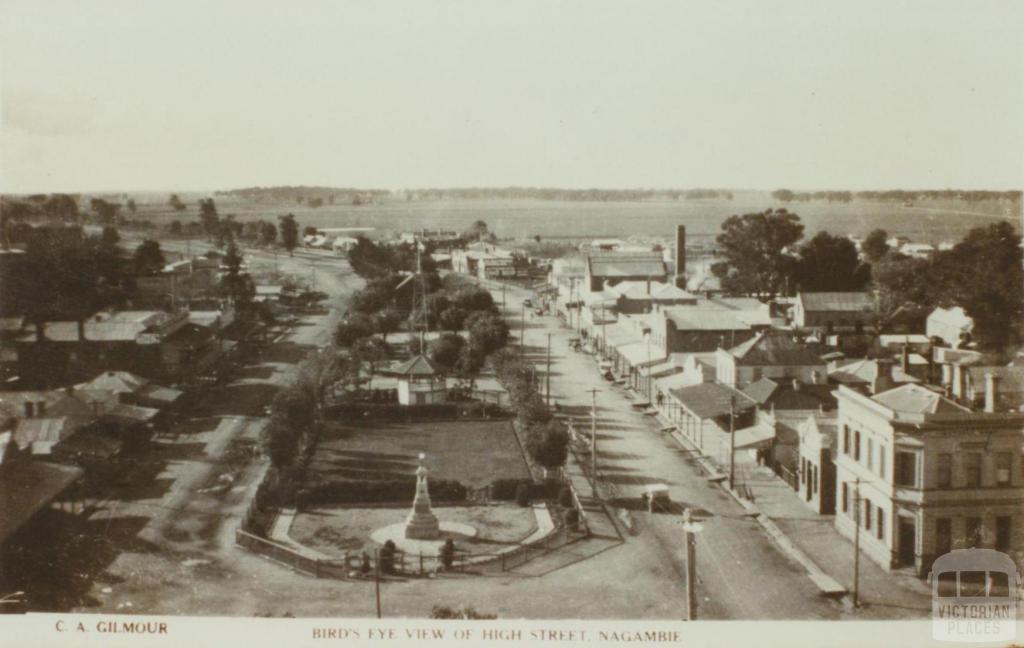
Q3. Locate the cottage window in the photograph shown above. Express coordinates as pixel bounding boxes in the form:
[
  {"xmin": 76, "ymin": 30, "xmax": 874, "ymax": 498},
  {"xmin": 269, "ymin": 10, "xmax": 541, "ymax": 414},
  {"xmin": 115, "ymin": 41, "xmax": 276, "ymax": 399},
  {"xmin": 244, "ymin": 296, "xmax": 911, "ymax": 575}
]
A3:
[
  {"xmin": 866, "ymin": 439, "xmax": 873, "ymax": 470},
  {"xmin": 877, "ymin": 506, "xmax": 884, "ymax": 540},
  {"xmin": 841, "ymin": 482, "xmax": 848, "ymax": 513},
  {"xmin": 842, "ymin": 426, "xmax": 850, "ymax": 454},
  {"xmin": 878, "ymin": 446, "xmax": 886, "ymax": 478},
  {"xmin": 854, "ymin": 431, "xmax": 861, "ymax": 461},
  {"xmin": 864, "ymin": 498, "xmax": 872, "ymax": 530}
]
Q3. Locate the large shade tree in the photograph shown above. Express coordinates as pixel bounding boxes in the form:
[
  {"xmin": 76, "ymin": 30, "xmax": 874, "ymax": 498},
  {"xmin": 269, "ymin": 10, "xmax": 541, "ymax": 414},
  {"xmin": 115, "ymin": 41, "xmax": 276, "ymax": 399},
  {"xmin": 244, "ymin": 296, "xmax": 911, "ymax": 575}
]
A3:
[
  {"xmin": 792, "ymin": 232, "xmax": 871, "ymax": 292},
  {"xmin": 710, "ymin": 209, "xmax": 804, "ymax": 301}
]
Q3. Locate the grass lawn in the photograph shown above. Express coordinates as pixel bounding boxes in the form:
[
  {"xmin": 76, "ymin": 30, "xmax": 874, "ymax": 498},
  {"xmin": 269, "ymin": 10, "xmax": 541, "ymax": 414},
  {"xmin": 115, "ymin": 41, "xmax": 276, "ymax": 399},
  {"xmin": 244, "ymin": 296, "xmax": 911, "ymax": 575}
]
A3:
[
  {"xmin": 308, "ymin": 419, "xmax": 530, "ymax": 488},
  {"xmin": 290, "ymin": 504, "xmax": 537, "ymax": 557}
]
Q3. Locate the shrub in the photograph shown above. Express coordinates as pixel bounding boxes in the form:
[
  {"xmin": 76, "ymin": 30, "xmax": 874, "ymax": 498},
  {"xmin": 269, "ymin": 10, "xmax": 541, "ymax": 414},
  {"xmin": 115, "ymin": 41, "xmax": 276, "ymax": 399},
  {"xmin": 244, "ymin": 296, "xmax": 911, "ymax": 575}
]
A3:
[
  {"xmin": 566, "ymin": 508, "xmax": 581, "ymax": 532},
  {"xmin": 558, "ymin": 485, "xmax": 574, "ymax": 508},
  {"xmin": 380, "ymin": 540, "xmax": 396, "ymax": 574},
  {"xmin": 441, "ymin": 539, "xmax": 455, "ymax": 569},
  {"xmin": 296, "ymin": 478, "xmax": 467, "ymax": 508},
  {"xmin": 515, "ymin": 483, "xmax": 530, "ymax": 507}
]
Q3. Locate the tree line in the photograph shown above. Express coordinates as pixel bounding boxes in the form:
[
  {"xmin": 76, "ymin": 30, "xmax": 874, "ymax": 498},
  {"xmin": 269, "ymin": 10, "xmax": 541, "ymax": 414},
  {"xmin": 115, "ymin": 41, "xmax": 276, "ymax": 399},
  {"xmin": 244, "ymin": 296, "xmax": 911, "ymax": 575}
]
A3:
[
  {"xmin": 710, "ymin": 209, "xmax": 1023, "ymax": 351},
  {"xmin": 772, "ymin": 189, "xmax": 1021, "ymax": 203}
]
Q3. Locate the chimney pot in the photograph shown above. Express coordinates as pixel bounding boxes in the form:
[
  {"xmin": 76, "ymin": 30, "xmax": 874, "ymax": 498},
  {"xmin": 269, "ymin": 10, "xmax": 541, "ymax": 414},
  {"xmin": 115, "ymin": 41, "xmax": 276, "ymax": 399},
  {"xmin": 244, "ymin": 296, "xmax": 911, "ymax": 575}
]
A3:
[{"xmin": 985, "ymin": 372, "xmax": 998, "ymax": 413}]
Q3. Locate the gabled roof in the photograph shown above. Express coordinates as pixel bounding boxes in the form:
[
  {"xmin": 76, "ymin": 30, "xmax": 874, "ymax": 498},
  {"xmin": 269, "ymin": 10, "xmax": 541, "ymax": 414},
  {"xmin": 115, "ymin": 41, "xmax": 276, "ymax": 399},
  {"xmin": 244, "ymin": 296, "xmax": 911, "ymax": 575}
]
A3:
[
  {"xmin": 798, "ymin": 292, "xmax": 874, "ymax": 312},
  {"xmin": 606, "ymin": 280, "xmax": 694, "ymax": 301},
  {"xmin": 78, "ymin": 370, "xmax": 149, "ymax": 394},
  {"xmin": 0, "ymin": 460, "xmax": 83, "ymax": 545},
  {"xmin": 741, "ymin": 378, "xmax": 836, "ymax": 410},
  {"xmin": 829, "ymin": 358, "xmax": 919, "ymax": 386},
  {"xmin": 727, "ymin": 331, "xmax": 825, "ymax": 366},
  {"xmin": 391, "ymin": 354, "xmax": 440, "ymax": 377},
  {"xmin": 665, "ymin": 310, "xmax": 752, "ymax": 332},
  {"xmin": 587, "ymin": 252, "xmax": 667, "ymax": 279},
  {"xmin": 872, "ymin": 383, "xmax": 969, "ymax": 415},
  {"xmin": 669, "ymin": 382, "xmax": 756, "ymax": 419}
]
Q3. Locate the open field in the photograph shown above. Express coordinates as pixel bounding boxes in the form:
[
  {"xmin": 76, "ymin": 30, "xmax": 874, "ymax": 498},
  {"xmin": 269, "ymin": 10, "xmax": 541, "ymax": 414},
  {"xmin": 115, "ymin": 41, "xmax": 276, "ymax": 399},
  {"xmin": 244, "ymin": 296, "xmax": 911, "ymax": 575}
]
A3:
[
  {"xmin": 124, "ymin": 193, "xmax": 1021, "ymax": 245},
  {"xmin": 290, "ymin": 504, "xmax": 538, "ymax": 557},
  {"xmin": 309, "ymin": 419, "xmax": 531, "ymax": 488}
]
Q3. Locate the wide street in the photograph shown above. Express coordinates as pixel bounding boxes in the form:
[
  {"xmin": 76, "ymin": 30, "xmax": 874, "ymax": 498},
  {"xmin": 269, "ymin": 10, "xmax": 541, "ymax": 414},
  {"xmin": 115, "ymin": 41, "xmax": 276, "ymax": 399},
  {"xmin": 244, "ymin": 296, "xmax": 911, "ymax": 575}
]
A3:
[{"xmin": 490, "ymin": 280, "xmax": 841, "ymax": 620}]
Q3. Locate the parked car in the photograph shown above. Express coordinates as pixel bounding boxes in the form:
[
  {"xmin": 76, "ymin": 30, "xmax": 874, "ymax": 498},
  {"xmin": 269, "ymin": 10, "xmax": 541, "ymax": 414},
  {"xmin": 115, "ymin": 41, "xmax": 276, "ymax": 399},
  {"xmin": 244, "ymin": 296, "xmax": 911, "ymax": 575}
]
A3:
[{"xmin": 640, "ymin": 483, "xmax": 671, "ymax": 512}]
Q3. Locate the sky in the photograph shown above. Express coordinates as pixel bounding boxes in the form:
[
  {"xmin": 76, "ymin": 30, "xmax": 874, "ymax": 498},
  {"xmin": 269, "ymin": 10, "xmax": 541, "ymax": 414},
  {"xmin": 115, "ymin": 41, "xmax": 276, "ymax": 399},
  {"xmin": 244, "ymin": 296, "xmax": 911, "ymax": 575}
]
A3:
[{"xmin": 1, "ymin": 0, "xmax": 1022, "ymax": 193}]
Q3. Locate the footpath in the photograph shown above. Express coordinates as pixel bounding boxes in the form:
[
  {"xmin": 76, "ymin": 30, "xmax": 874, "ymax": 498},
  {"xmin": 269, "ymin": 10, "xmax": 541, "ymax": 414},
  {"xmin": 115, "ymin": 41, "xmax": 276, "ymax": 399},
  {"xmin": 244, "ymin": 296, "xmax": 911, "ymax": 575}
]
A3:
[{"xmin": 646, "ymin": 399, "xmax": 935, "ymax": 618}]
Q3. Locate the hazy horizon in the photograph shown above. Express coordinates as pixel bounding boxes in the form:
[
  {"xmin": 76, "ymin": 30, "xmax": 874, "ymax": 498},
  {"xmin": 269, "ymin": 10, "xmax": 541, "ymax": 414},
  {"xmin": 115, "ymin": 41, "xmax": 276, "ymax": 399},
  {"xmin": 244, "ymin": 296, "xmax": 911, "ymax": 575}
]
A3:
[{"xmin": 3, "ymin": 1, "xmax": 1022, "ymax": 194}]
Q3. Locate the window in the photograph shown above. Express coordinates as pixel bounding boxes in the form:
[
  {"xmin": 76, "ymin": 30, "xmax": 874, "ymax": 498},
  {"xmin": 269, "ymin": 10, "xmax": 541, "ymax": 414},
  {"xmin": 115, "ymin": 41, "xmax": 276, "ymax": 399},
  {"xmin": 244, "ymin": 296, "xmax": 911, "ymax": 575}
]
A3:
[
  {"xmin": 996, "ymin": 516, "xmax": 1011, "ymax": 552},
  {"xmin": 841, "ymin": 482, "xmax": 848, "ymax": 513},
  {"xmin": 864, "ymin": 498, "xmax": 872, "ymax": 530},
  {"xmin": 867, "ymin": 439, "xmax": 873, "ymax": 470},
  {"xmin": 937, "ymin": 453, "xmax": 953, "ymax": 488},
  {"xmin": 854, "ymin": 431, "xmax": 861, "ymax": 461},
  {"xmin": 800, "ymin": 458, "xmax": 806, "ymax": 483},
  {"xmin": 878, "ymin": 446, "xmax": 886, "ymax": 478},
  {"xmin": 877, "ymin": 506, "xmax": 884, "ymax": 540},
  {"xmin": 936, "ymin": 518, "xmax": 952, "ymax": 555},
  {"xmin": 843, "ymin": 426, "xmax": 850, "ymax": 454},
  {"xmin": 965, "ymin": 453, "xmax": 982, "ymax": 488},
  {"xmin": 996, "ymin": 453, "xmax": 1012, "ymax": 487},
  {"xmin": 812, "ymin": 466, "xmax": 818, "ymax": 495},
  {"xmin": 965, "ymin": 517, "xmax": 982, "ymax": 548},
  {"xmin": 895, "ymin": 451, "xmax": 918, "ymax": 487}
]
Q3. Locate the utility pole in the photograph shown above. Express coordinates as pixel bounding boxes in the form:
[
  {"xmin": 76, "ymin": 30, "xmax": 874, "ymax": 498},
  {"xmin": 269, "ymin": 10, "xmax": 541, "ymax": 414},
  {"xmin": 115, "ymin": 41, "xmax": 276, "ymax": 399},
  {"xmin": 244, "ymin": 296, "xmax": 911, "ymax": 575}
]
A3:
[
  {"xmin": 520, "ymin": 302, "xmax": 526, "ymax": 357},
  {"xmin": 728, "ymin": 396, "xmax": 737, "ymax": 491},
  {"xmin": 502, "ymin": 283, "xmax": 506, "ymax": 311},
  {"xmin": 375, "ymin": 549, "xmax": 382, "ymax": 618},
  {"xmin": 591, "ymin": 388, "xmax": 598, "ymax": 485},
  {"xmin": 681, "ymin": 509, "xmax": 703, "ymax": 621},
  {"xmin": 853, "ymin": 477, "xmax": 861, "ymax": 609},
  {"xmin": 545, "ymin": 333, "xmax": 552, "ymax": 407}
]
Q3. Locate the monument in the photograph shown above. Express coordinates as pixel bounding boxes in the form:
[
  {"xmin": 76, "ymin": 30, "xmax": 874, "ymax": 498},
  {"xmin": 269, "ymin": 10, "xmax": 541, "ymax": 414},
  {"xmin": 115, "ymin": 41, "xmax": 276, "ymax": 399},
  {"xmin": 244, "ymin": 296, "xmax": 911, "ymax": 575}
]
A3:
[{"xmin": 405, "ymin": 453, "xmax": 441, "ymax": 539}]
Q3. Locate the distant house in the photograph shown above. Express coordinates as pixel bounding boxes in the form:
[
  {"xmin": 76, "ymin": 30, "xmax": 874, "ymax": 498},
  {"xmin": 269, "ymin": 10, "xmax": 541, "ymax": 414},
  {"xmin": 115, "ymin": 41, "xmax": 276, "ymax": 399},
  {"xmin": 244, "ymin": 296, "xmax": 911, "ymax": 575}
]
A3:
[
  {"xmin": 926, "ymin": 306, "xmax": 974, "ymax": 348},
  {"xmin": 828, "ymin": 357, "xmax": 919, "ymax": 394},
  {"xmin": 716, "ymin": 330, "xmax": 827, "ymax": 389},
  {"xmin": 604, "ymin": 280, "xmax": 696, "ymax": 314},
  {"xmin": 388, "ymin": 355, "xmax": 447, "ymax": 406},
  {"xmin": 585, "ymin": 251, "xmax": 667, "ymax": 292},
  {"xmin": 792, "ymin": 292, "xmax": 875, "ymax": 332},
  {"xmin": 332, "ymin": 237, "xmax": 359, "ymax": 253}
]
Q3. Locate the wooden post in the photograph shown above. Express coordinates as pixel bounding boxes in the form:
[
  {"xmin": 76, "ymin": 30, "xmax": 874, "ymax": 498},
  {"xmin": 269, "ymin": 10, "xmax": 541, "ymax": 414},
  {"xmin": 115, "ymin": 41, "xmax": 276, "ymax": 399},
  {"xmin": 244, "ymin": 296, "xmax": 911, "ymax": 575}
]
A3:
[
  {"xmin": 546, "ymin": 333, "xmax": 552, "ymax": 407},
  {"xmin": 685, "ymin": 524, "xmax": 697, "ymax": 620},
  {"xmin": 728, "ymin": 397, "xmax": 736, "ymax": 491},
  {"xmin": 375, "ymin": 549, "xmax": 382, "ymax": 619},
  {"xmin": 590, "ymin": 388, "xmax": 599, "ymax": 496}
]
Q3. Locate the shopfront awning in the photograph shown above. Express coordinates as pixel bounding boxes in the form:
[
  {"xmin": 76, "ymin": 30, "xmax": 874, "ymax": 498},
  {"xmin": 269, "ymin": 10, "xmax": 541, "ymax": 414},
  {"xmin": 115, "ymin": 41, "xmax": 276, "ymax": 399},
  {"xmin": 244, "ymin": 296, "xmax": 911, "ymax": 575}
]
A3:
[
  {"xmin": 732, "ymin": 422, "xmax": 776, "ymax": 450},
  {"xmin": 616, "ymin": 341, "xmax": 666, "ymax": 367}
]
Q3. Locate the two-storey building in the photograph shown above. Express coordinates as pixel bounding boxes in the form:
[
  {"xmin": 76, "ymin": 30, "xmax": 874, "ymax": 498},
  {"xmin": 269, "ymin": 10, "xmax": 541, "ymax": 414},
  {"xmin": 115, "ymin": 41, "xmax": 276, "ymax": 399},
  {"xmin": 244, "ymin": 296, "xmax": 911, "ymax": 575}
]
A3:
[{"xmin": 834, "ymin": 383, "xmax": 1024, "ymax": 575}]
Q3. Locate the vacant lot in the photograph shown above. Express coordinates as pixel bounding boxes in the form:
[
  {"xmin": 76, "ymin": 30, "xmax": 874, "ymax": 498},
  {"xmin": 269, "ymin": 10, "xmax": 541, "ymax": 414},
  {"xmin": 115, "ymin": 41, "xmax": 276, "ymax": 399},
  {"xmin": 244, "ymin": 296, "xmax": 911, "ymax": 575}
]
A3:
[{"xmin": 308, "ymin": 419, "xmax": 531, "ymax": 488}]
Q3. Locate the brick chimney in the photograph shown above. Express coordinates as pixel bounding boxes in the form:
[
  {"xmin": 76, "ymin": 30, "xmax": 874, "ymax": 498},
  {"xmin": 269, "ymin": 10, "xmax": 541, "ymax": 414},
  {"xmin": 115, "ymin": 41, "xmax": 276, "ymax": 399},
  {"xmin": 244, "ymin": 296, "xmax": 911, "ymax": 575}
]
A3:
[
  {"xmin": 985, "ymin": 372, "xmax": 999, "ymax": 413},
  {"xmin": 674, "ymin": 225, "xmax": 686, "ymax": 289},
  {"xmin": 873, "ymin": 358, "xmax": 896, "ymax": 394}
]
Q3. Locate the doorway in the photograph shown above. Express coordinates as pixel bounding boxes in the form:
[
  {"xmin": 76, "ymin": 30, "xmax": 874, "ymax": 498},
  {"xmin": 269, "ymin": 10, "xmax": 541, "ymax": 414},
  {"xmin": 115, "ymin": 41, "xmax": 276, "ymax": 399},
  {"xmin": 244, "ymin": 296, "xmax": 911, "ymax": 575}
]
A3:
[{"xmin": 897, "ymin": 517, "xmax": 916, "ymax": 566}]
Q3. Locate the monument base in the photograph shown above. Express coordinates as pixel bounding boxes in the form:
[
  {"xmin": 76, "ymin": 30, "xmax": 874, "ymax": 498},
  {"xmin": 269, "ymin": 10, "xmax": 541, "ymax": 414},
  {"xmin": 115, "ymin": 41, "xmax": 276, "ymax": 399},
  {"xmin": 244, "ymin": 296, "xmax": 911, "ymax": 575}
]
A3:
[{"xmin": 405, "ymin": 512, "xmax": 441, "ymax": 539}]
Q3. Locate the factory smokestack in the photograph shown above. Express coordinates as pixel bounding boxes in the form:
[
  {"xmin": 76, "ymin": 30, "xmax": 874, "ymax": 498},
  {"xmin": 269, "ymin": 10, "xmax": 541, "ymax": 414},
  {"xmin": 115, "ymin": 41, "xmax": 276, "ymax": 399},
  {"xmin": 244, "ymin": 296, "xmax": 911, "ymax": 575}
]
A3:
[{"xmin": 674, "ymin": 225, "xmax": 686, "ymax": 289}]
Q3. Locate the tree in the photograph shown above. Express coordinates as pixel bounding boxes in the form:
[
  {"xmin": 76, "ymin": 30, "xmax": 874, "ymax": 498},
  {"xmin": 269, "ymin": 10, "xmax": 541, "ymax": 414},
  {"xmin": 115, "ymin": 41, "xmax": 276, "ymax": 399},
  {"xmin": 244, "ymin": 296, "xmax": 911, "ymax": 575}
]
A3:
[
  {"xmin": 279, "ymin": 213, "xmax": 299, "ymax": 256},
  {"xmin": 772, "ymin": 189, "xmax": 795, "ymax": 202},
  {"xmin": 792, "ymin": 232, "xmax": 870, "ymax": 292},
  {"xmin": 133, "ymin": 240, "xmax": 165, "ymax": 276},
  {"xmin": 453, "ymin": 286, "xmax": 496, "ymax": 314},
  {"xmin": 348, "ymin": 237, "xmax": 392, "ymax": 278},
  {"xmin": 429, "ymin": 333, "xmax": 466, "ymax": 373},
  {"xmin": 264, "ymin": 418, "xmax": 299, "ymax": 468},
  {"xmin": 168, "ymin": 194, "xmax": 186, "ymax": 212},
  {"xmin": 862, "ymin": 229, "xmax": 890, "ymax": 263},
  {"xmin": 334, "ymin": 313, "xmax": 375, "ymax": 347},
  {"xmin": 90, "ymin": 198, "xmax": 121, "ymax": 225},
  {"xmin": 945, "ymin": 222, "xmax": 1023, "ymax": 350},
  {"xmin": 372, "ymin": 307, "xmax": 405, "ymax": 343},
  {"xmin": 526, "ymin": 420, "xmax": 569, "ymax": 471},
  {"xmin": 198, "ymin": 198, "xmax": 219, "ymax": 240},
  {"xmin": 872, "ymin": 252, "xmax": 932, "ymax": 319},
  {"xmin": 438, "ymin": 305, "xmax": 468, "ymax": 332},
  {"xmin": 710, "ymin": 209, "xmax": 804, "ymax": 301},
  {"xmin": 43, "ymin": 194, "xmax": 80, "ymax": 221},
  {"xmin": 100, "ymin": 226, "xmax": 120, "ymax": 248},
  {"xmin": 466, "ymin": 220, "xmax": 489, "ymax": 242},
  {"xmin": 169, "ymin": 220, "xmax": 183, "ymax": 235},
  {"xmin": 465, "ymin": 311, "xmax": 509, "ymax": 356},
  {"xmin": 258, "ymin": 221, "xmax": 278, "ymax": 247},
  {"xmin": 430, "ymin": 605, "xmax": 497, "ymax": 620},
  {"xmin": 126, "ymin": 198, "xmax": 137, "ymax": 215},
  {"xmin": 219, "ymin": 239, "xmax": 255, "ymax": 307}
]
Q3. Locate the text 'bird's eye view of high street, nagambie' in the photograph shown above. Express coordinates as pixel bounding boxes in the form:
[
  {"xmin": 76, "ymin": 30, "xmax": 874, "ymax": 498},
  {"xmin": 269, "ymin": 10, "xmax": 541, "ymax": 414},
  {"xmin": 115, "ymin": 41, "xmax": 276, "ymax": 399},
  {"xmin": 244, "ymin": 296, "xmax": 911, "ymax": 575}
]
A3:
[{"xmin": 0, "ymin": 2, "xmax": 1022, "ymax": 642}]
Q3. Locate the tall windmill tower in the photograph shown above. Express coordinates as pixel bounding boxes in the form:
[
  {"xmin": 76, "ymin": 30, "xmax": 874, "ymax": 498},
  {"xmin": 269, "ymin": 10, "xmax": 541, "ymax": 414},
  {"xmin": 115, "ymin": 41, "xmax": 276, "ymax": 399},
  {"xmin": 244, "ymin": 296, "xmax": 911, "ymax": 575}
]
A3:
[{"xmin": 397, "ymin": 237, "xmax": 430, "ymax": 355}]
